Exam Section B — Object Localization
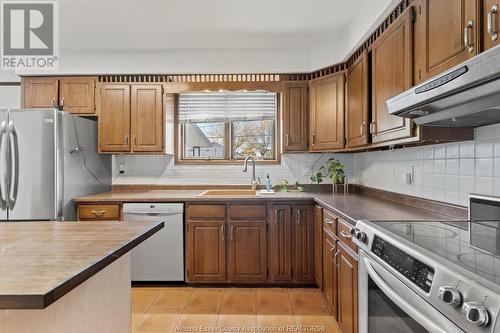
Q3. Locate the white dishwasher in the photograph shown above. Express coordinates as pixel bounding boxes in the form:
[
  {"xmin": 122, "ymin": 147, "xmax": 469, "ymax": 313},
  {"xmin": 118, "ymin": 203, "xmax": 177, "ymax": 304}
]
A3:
[{"xmin": 123, "ymin": 203, "xmax": 184, "ymax": 282}]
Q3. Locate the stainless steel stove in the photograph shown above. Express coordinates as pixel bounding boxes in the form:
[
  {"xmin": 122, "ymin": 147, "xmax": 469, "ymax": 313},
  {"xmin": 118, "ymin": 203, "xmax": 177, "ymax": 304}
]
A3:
[{"xmin": 353, "ymin": 219, "xmax": 500, "ymax": 333}]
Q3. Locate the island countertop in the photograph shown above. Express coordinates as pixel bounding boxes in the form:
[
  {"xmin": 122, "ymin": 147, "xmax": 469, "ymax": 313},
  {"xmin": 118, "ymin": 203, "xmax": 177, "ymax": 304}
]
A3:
[{"xmin": 0, "ymin": 220, "xmax": 164, "ymax": 310}]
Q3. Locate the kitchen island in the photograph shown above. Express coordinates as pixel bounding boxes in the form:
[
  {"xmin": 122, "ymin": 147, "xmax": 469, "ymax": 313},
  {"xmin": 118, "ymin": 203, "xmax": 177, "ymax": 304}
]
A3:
[{"xmin": 0, "ymin": 220, "xmax": 163, "ymax": 333}]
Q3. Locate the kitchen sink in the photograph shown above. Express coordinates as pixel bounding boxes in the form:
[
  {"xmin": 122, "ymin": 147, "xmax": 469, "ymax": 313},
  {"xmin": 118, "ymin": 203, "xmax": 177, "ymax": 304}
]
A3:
[{"xmin": 198, "ymin": 189, "xmax": 259, "ymax": 197}]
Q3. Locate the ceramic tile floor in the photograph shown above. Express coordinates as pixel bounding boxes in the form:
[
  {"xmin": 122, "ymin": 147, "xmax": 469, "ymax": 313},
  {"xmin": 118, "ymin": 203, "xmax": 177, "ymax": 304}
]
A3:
[{"xmin": 132, "ymin": 287, "xmax": 341, "ymax": 333}]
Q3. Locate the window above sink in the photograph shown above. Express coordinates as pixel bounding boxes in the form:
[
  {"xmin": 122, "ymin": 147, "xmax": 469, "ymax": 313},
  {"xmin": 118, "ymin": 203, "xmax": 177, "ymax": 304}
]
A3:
[{"xmin": 176, "ymin": 90, "xmax": 280, "ymax": 164}]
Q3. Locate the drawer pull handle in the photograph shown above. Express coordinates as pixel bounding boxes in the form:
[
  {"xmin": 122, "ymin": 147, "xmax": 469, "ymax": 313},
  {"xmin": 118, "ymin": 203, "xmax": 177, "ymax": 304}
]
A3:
[
  {"xmin": 324, "ymin": 218, "xmax": 334, "ymax": 225},
  {"xmin": 464, "ymin": 20, "xmax": 474, "ymax": 52},
  {"xmin": 488, "ymin": 5, "xmax": 498, "ymax": 41},
  {"xmin": 91, "ymin": 210, "xmax": 106, "ymax": 216},
  {"xmin": 340, "ymin": 230, "xmax": 352, "ymax": 239}
]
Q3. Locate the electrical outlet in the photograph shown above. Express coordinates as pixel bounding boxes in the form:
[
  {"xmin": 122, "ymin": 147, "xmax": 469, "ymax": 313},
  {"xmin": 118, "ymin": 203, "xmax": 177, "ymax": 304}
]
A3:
[{"xmin": 119, "ymin": 162, "xmax": 126, "ymax": 174}]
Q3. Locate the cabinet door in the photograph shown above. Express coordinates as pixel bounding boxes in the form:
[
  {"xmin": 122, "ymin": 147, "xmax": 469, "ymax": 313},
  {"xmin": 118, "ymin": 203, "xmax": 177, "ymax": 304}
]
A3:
[
  {"xmin": 323, "ymin": 230, "xmax": 338, "ymax": 318},
  {"xmin": 131, "ymin": 84, "xmax": 164, "ymax": 152},
  {"xmin": 59, "ymin": 77, "xmax": 96, "ymax": 115},
  {"xmin": 310, "ymin": 73, "xmax": 345, "ymax": 151},
  {"xmin": 99, "ymin": 84, "xmax": 131, "ymax": 152},
  {"xmin": 337, "ymin": 245, "xmax": 358, "ymax": 333},
  {"xmin": 415, "ymin": 0, "xmax": 479, "ymax": 82},
  {"xmin": 314, "ymin": 206, "xmax": 323, "ymax": 289},
  {"xmin": 483, "ymin": 0, "xmax": 500, "ymax": 51},
  {"xmin": 270, "ymin": 205, "xmax": 293, "ymax": 281},
  {"xmin": 228, "ymin": 221, "xmax": 267, "ymax": 282},
  {"xmin": 371, "ymin": 7, "xmax": 414, "ymax": 144},
  {"xmin": 186, "ymin": 221, "xmax": 226, "ymax": 282},
  {"xmin": 283, "ymin": 81, "xmax": 308, "ymax": 152},
  {"xmin": 22, "ymin": 77, "xmax": 58, "ymax": 108},
  {"xmin": 294, "ymin": 205, "xmax": 314, "ymax": 282},
  {"xmin": 346, "ymin": 51, "xmax": 369, "ymax": 148}
]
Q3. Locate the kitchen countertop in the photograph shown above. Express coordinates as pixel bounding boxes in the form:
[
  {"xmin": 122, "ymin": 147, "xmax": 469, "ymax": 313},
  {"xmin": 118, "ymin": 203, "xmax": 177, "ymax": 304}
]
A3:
[
  {"xmin": 0, "ymin": 220, "xmax": 163, "ymax": 309},
  {"xmin": 74, "ymin": 190, "xmax": 458, "ymax": 223}
]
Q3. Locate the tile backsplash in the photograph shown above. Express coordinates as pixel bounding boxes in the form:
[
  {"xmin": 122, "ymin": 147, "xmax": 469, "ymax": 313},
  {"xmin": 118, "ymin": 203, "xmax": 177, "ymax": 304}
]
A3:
[
  {"xmin": 113, "ymin": 123, "xmax": 500, "ymax": 207},
  {"xmin": 112, "ymin": 153, "xmax": 354, "ymax": 186},
  {"xmin": 351, "ymin": 124, "xmax": 500, "ymax": 206}
]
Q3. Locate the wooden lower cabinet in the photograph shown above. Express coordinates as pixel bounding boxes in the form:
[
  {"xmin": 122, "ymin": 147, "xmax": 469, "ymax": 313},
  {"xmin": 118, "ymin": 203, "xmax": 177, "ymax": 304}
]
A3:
[
  {"xmin": 228, "ymin": 221, "xmax": 267, "ymax": 282},
  {"xmin": 186, "ymin": 221, "xmax": 226, "ymax": 282},
  {"xmin": 323, "ymin": 229, "xmax": 338, "ymax": 318},
  {"xmin": 294, "ymin": 205, "xmax": 315, "ymax": 282},
  {"xmin": 314, "ymin": 206, "xmax": 323, "ymax": 289},
  {"xmin": 270, "ymin": 205, "xmax": 293, "ymax": 281},
  {"xmin": 337, "ymin": 244, "xmax": 359, "ymax": 333},
  {"xmin": 185, "ymin": 203, "xmax": 314, "ymax": 284},
  {"xmin": 321, "ymin": 209, "xmax": 359, "ymax": 333}
]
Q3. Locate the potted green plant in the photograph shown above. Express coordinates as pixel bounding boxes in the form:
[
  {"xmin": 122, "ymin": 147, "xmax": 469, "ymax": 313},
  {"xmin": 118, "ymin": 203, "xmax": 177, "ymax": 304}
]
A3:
[{"xmin": 310, "ymin": 158, "xmax": 347, "ymax": 194}]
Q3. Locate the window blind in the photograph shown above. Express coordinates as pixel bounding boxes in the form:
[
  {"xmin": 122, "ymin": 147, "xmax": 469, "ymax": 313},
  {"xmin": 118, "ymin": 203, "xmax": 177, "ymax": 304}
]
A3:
[{"xmin": 178, "ymin": 91, "xmax": 277, "ymax": 123}]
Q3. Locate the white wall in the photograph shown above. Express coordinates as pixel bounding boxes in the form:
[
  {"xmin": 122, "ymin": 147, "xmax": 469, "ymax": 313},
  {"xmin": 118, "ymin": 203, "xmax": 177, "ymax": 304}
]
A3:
[
  {"xmin": 352, "ymin": 125, "xmax": 500, "ymax": 207},
  {"xmin": 16, "ymin": 48, "xmax": 311, "ymax": 76},
  {"xmin": 0, "ymin": 86, "xmax": 20, "ymax": 108},
  {"xmin": 112, "ymin": 153, "xmax": 354, "ymax": 186}
]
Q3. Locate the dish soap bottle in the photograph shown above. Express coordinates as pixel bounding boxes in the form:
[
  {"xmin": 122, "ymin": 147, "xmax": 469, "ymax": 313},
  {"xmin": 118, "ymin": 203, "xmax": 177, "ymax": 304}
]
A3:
[{"xmin": 265, "ymin": 174, "xmax": 272, "ymax": 192}]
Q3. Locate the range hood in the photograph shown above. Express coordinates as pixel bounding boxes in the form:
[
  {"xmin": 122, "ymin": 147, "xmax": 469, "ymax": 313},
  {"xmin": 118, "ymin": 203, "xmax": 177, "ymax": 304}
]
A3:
[{"xmin": 387, "ymin": 44, "xmax": 500, "ymax": 127}]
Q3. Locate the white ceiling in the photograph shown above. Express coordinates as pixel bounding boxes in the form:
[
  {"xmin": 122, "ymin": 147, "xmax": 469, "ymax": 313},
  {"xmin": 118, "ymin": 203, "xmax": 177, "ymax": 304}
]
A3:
[
  {"xmin": 60, "ymin": 0, "xmax": 393, "ymax": 51},
  {"xmin": 8, "ymin": 0, "xmax": 396, "ymax": 79}
]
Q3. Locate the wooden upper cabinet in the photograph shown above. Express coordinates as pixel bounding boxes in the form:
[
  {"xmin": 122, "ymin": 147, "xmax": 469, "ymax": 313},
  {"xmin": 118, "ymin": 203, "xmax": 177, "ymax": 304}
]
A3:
[
  {"xmin": 270, "ymin": 205, "xmax": 293, "ymax": 282},
  {"xmin": 294, "ymin": 205, "xmax": 314, "ymax": 282},
  {"xmin": 186, "ymin": 221, "xmax": 226, "ymax": 282},
  {"xmin": 310, "ymin": 73, "xmax": 345, "ymax": 151},
  {"xmin": 370, "ymin": 7, "xmax": 415, "ymax": 144},
  {"xmin": 337, "ymin": 244, "xmax": 358, "ymax": 333},
  {"xmin": 131, "ymin": 84, "xmax": 164, "ymax": 152},
  {"xmin": 99, "ymin": 84, "xmax": 131, "ymax": 152},
  {"xmin": 22, "ymin": 77, "xmax": 58, "ymax": 108},
  {"xmin": 415, "ymin": 0, "xmax": 479, "ymax": 82},
  {"xmin": 346, "ymin": 51, "xmax": 369, "ymax": 149},
  {"xmin": 228, "ymin": 221, "xmax": 267, "ymax": 282},
  {"xmin": 483, "ymin": 0, "xmax": 500, "ymax": 50},
  {"xmin": 282, "ymin": 81, "xmax": 309, "ymax": 152},
  {"xmin": 59, "ymin": 77, "xmax": 96, "ymax": 115}
]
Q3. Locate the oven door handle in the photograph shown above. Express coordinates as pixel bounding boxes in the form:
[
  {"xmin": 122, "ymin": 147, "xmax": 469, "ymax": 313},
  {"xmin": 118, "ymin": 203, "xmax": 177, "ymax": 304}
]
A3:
[{"xmin": 364, "ymin": 257, "xmax": 453, "ymax": 333}]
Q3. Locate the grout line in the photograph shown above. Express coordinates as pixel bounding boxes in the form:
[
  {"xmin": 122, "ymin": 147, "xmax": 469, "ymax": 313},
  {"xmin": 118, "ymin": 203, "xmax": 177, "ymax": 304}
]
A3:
[{"xmin": 285, "ymin": 288, "xmax": 298, "ymax": 326}]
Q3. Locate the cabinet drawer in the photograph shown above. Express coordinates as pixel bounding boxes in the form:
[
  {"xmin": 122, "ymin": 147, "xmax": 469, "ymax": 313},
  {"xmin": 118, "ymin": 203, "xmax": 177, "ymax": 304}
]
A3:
[
  {"xmin": 187, "ymin": 204, "xmax": 226, "ymax": 219},
  {"xmin": 228, "ymin": 204, "xmax": 266, "ymax": 219},
  {"xmin": 323, "ymin": 210, "xmax": 337, "ymax": 234},
  {"xmin": 337, "ymin": 219, "xmax": 357, "ymax": 252},
  {"xmin": 78, "ymin": 204, "xmax": 121, "ymax": 220}
]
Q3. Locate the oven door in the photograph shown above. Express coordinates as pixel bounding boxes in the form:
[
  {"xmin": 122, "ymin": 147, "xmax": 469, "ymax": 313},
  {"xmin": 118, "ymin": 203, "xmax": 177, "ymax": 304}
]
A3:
[{"xmin": 359, "ymin": 250, "xmax": 464, "ymax": 333}]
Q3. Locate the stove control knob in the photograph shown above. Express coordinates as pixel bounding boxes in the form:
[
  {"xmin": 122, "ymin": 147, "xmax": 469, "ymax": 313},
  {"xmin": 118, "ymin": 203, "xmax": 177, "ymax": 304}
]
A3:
[
  {"xmin": 351, "ymin": 228, "xmax": 367, "ymax": 243},
  {"xmin": 462, "ymin": 302, "xmax": 490, "ymax": 327},
  {"xmin": 438, "ymin": 286, "xmax": 462, "ymax": 308}
]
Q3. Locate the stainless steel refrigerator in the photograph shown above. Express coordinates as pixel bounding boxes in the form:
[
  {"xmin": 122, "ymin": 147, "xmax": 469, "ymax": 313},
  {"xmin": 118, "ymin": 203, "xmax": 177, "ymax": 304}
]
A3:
[{"xmin": 0, "ymin": 108, "xmax": 111, "ymax": 221}]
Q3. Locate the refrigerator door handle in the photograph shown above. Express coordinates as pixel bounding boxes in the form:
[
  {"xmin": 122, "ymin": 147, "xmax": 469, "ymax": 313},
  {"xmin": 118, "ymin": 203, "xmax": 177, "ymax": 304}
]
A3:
[
  {"xmin": 7, "ymin": 121, "xmax": 19, "ymax": 210},
  {"xmin": 0, "ymin": 120, "xmax": 7, "ymax": 210}
]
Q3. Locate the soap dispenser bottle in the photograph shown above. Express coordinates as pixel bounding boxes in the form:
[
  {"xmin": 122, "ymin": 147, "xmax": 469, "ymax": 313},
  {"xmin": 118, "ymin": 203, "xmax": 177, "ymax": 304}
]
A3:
[{"xmin": 265, "ymin": 174, "xmax": 272, "ymax": 192}]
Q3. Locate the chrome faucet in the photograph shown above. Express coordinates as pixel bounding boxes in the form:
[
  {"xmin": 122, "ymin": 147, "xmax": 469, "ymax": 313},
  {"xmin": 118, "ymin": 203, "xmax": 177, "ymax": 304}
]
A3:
[{"xmin": 243, "ymin": 156, "xmax": 258, "ymax": 190}]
